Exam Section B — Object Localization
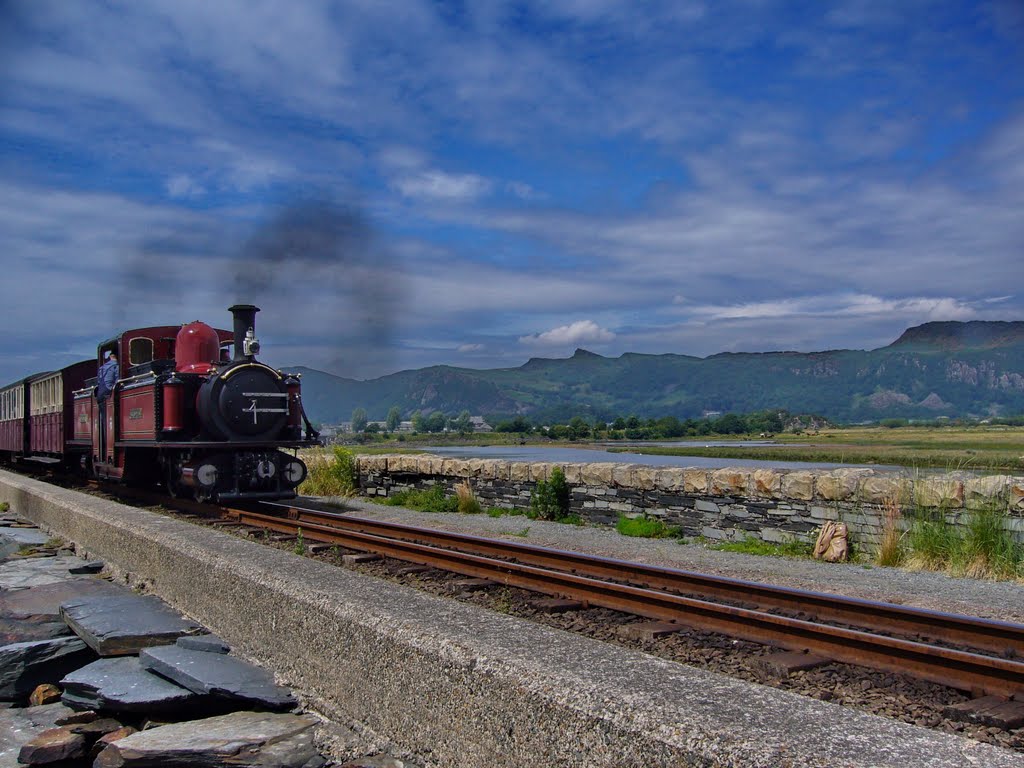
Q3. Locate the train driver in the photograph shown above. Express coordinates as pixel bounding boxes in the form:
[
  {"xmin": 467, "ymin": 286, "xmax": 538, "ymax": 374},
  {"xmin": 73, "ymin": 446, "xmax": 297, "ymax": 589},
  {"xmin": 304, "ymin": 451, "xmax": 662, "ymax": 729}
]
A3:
[{"xmin": 97, "ymin": 350, "xmax": 118, "ymax": 459}]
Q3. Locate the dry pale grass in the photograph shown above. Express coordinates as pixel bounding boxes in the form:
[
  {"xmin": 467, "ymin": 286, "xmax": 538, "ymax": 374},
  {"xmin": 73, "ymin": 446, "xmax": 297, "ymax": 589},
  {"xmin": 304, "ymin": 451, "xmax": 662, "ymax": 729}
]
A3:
[
  {"xmin": 455, "ymin": 480, "xmax": 483, "ymax": 515},
  {"xmin": 875, "ymin": 492, "xmax": 905, "ymax": 567}
]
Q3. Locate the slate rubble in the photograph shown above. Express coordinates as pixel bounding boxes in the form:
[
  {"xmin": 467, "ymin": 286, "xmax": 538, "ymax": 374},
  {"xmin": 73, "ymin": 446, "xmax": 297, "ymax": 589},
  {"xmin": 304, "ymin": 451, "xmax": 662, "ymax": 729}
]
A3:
[{"xmin": 0, "ymin": 513, "xmax": 394, "ymax": 768}]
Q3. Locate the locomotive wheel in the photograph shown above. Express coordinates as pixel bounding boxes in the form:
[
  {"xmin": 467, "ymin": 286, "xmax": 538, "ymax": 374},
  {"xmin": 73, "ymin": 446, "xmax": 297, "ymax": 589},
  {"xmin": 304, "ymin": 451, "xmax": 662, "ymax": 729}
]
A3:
[{"xmin": 164, "ymin": 462, "xmax": 183, "ymax": 499}]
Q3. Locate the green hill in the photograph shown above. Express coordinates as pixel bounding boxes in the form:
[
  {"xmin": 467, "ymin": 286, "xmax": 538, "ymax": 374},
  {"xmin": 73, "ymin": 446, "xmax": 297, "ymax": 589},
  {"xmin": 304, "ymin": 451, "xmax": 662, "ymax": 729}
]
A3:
[{"xmin": 289, "ymin": 321, "xmax": 1024, "ymax": 423}]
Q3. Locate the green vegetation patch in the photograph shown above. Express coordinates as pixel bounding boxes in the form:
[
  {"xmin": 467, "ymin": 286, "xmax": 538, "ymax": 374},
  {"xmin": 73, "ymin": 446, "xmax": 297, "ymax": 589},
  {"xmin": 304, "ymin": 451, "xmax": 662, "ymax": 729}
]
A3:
[
  {"xmin": 383, "ymin": 484, "xmax": 459, "ymax": 514},
  {"xmin": 708, "ymin": 537, "xmax": 814, "ymax": 558},
  {"xmin": 616, "ymin": 514, "xmax": 680, "ymax": 539},
  {"xmin": 907, "ymin": 504, "xmax": 1023, "ymax": 580},
  {"xmin": 0, "ymin": 501, "xmax": 8, "ymax": 513}
]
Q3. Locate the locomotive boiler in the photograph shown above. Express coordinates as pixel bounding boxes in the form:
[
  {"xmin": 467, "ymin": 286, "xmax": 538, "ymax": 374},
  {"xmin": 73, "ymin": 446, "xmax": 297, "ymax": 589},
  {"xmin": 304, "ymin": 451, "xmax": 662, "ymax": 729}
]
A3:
[{"xmin": 1, "ymin": 304, "xmax": 319, "ymax": 502}]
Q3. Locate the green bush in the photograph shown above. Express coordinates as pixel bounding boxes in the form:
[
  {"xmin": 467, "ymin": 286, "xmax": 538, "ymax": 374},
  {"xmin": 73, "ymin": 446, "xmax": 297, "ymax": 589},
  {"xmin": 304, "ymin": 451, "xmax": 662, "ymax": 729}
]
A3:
[
  {"xmin": 529, "ymin": 467, "xmax": 570, "ymax": 521},
  {"xmin": 0, "ymin": 501, "xmax": 8, "ymax": 513}
]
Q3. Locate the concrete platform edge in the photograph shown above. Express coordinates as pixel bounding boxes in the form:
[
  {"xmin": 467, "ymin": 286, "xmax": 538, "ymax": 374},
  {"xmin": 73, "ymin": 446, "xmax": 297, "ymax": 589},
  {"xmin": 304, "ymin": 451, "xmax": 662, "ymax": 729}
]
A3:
[{"xmin": 1, "ymin": 471, "xmax": 1018, "ymax": 768}]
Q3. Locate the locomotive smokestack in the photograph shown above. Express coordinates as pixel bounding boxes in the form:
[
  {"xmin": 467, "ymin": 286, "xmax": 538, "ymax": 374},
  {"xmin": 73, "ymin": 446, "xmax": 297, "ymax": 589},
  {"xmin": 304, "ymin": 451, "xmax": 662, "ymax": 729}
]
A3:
[{"xmin": 229, "ymin": 304, "xmax": 260, "ymax": 361}]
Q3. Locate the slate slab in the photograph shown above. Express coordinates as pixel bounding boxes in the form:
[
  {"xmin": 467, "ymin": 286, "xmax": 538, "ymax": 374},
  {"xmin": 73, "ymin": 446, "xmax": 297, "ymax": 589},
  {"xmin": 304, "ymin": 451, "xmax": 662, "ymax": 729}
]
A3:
[
  {"xmin": 0, "ymin": 529, "xmax": 51, "ymax": 562},
  {"xmin": 0, "ymin": 556, "xmax": 88, "ymax": 590},
  {"xmin": 0, "ymin": 578, "xmax": 126, "ymax": 621},
  {"xmin": 60, "ymin": 594, "xmax": 203, "ymax": 656},
  {"xmin": 17, "ymin": 727, "xmax": 86, "ymax": 765},
  {"xmin": 176, "ymin": 633, "xmax": 230, "ymax": 654},
  {"xmin": 92, "ymin": 711, "xmax": 320, "ymax": 768},
  {"xmin": 0, "ymin": 702, "xmax": 76, "ymax": 768},
  {"xmin": 61, "ymin": 657, "xmax": 202, "ymax": 714},
  {"xmin": 140, "ymin": 645, "xmax": 297, "ymax": 710},
  {"xmin": 0, "ymin": 616, "xmax": 71, "ymax": 645},
  {"xmin": 0, "ymin": 636, "xmax": 95, "ymax": 700},
  {"xmin": 68, "ymin": 560, "xmax": 104, "ymax": 574},
  {"xmin": 0, "ymin": 528, "xmax": 49, "ymax": 547}
]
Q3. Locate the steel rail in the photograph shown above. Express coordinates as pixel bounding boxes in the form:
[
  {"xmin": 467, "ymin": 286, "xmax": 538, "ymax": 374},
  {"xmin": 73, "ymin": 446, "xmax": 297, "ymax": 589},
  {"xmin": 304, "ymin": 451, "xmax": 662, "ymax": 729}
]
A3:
[
  {"xmin": 263, "ymin": 502, "xmax": 1024, "ymax": 660},
  {"xmin": 230, "ymin": 506, "xmax": 1024, "ymax": 698}
]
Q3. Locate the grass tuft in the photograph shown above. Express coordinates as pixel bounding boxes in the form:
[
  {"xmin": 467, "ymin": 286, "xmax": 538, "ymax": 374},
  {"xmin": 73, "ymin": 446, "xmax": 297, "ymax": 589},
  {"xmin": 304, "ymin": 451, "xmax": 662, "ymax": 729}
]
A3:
[
  {"xmin": 0, "ymin": 501, "xmax": 9, "ymax": 513},
  {"xmin": 875, "ymin": 493, "xmax": 905, "ymax": 567},
  {"xmin": 455, "ymin": 480, "xmax": 483, "ymax": 515}
]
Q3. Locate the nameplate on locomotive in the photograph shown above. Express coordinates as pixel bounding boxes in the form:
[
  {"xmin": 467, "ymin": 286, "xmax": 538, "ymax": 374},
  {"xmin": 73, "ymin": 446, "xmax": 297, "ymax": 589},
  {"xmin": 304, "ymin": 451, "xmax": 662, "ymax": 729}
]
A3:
[{"xmin": 129, "ymin": 407, "xmax": 144, "ymax": 420}]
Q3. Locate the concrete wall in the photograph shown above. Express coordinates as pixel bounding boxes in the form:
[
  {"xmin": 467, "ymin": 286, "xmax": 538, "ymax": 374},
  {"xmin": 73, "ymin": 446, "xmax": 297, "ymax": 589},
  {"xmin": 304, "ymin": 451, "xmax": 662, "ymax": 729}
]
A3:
[{"xmin": 357, "ymin": 455, "xmax": 1024, "ymax": 547}]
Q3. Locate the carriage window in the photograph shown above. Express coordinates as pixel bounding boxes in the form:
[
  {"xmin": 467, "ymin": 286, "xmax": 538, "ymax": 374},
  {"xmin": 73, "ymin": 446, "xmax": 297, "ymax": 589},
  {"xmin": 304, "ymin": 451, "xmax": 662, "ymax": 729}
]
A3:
[{"xmin": 129, "ymin": 337, "xmax": 154, "ymax": 366}]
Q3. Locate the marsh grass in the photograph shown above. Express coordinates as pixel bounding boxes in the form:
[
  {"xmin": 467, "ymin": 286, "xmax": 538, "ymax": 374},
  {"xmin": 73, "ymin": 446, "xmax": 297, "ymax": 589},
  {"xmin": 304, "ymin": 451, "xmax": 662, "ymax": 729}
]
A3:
[
  {"xmin": 299, "ymin": 447, "xmax": 357, "ymax": 497},
  {"xmin": 609, "ymin": 424, "xmax": 1024, "ymax": 472}
]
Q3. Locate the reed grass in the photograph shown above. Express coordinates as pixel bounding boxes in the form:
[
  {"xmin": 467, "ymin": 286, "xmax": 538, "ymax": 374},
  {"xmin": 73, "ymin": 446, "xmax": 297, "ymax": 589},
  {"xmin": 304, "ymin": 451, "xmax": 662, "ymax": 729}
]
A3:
[
  {"xmin": 298, "ymin": 447, "xmax": 358, "ymax": 497},
  {"xmin": 455, "ymin": 480, "xmax": 483, "ymax": 515},
  {"xmin": 875, "ymin": 493, "xmax": 905, "ymax": 567}
]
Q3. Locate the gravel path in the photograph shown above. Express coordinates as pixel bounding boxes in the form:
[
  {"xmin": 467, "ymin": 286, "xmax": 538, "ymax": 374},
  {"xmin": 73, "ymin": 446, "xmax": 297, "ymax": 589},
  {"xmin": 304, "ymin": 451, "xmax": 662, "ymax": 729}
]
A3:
[{"xmin": 320, "ymin": 496, "xmax": 1024, "ymax": 625}]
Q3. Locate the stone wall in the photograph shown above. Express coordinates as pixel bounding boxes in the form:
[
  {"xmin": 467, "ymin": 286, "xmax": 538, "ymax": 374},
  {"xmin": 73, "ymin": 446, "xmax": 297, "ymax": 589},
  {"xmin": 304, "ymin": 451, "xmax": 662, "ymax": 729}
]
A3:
[{"xmin": 356, "ymin": 455, "xmax": 1024, "ymax": 548}]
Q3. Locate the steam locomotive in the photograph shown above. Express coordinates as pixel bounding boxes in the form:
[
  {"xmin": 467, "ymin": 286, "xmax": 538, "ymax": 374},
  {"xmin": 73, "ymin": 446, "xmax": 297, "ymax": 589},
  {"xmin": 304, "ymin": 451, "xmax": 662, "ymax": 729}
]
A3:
[{"xmin": 0, "ymin": 305, "xmax": 319, "ymax": 501}]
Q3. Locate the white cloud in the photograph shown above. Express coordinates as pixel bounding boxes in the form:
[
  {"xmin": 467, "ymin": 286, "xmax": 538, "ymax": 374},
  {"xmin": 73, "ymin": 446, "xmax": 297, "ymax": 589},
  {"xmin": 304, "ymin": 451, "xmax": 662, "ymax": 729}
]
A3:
[
  {"xmin": 683, "ymin": 293, "xmax": 981, "ymax": 322},
  {"xmin": 394, "ymin": 170, "xmax": 492, "ymax": 202},
  {"xmin": 519, "ymin": 320, "xmax": 616, "ymax": 347},
  {"xmin": 165, "ymin": 174, "xmax": 205, "ymax": 198},
  {"xmin": 506, "ymin": 181, "xmax": 543, "ymax": 200},
  {"xmin": 458, "ymin": 343, "xmax": 485, "ymax": 353}
]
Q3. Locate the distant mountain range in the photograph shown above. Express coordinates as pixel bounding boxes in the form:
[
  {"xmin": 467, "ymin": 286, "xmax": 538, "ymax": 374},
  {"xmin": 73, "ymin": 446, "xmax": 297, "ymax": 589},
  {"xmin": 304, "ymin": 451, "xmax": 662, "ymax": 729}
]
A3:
[{"xmin": 290, "ymin": 321, "xmax": 1024, "ymax": 424}]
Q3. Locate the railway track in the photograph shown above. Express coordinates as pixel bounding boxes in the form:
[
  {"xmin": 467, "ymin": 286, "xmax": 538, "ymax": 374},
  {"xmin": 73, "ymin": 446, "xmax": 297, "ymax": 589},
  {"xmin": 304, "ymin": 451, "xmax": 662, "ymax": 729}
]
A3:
[
  {"xmin": 93, "ymin": 484, "xmax": 1024, "ymax": 723},
  {"xmin": 206, "ymin": 499, "xmax": 1024, "ymax": 703}
]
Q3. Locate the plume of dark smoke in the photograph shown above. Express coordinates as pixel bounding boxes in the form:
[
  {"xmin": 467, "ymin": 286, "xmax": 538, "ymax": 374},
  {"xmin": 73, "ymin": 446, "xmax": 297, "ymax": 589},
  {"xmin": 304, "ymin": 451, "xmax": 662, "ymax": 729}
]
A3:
[
  {"xmin": 115, "ymin": 196, "xmax": 404, "ymax": 378},
  {"xmin": 233, "ymin": 197, "xmax": 406, "ymax": 378}
]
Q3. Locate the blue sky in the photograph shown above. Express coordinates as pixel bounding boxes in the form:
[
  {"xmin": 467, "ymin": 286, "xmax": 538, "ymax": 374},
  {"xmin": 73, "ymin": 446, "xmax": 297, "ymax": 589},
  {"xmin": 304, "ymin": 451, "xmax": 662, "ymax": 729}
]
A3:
[{"xmin": 1, "ymin": 0, "xmax": 1022, "ymax": 382}]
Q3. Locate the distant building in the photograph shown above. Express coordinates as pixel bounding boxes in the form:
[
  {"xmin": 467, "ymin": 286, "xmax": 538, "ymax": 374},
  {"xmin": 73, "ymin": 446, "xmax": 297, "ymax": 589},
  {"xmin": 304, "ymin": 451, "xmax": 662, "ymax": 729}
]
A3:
[{"xmin": 470, "ymin": 416, "xmax": 492, "ymax": 432}]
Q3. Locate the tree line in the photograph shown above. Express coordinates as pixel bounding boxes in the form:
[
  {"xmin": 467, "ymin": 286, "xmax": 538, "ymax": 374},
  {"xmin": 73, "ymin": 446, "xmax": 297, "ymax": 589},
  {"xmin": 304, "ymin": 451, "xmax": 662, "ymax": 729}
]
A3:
[
  {"xmin": 349, "ymin": 406, "xmax": 475, "ymax": 435},
  {"xmin": 347, "ymin": 407, "xmax": 821, "ymax": 439},
  {"xmin": 492, "ymin": 410, "xmax": 795, "ymax": 440}
]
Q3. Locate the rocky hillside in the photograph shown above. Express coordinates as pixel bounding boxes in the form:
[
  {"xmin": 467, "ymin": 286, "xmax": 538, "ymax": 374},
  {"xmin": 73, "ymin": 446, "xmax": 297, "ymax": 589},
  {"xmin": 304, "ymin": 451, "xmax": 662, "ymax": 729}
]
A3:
[{"xmin": 291, "ymin": 321, "xmax": 1024, "ymax": 423}]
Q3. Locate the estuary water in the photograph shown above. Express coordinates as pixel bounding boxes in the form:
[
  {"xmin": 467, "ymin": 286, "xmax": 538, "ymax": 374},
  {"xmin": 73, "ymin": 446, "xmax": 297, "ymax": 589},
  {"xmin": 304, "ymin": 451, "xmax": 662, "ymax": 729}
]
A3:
[{"xmin": 421, "ymin": 443, "xmax": 904, "ymax": 472}]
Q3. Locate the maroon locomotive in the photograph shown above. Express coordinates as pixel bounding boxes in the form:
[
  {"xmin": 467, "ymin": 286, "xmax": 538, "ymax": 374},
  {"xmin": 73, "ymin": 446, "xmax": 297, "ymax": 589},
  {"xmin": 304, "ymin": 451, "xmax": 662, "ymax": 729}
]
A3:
[{"xmin": 0, "ymin": 305, "xmax": 318, "ymax": 501}]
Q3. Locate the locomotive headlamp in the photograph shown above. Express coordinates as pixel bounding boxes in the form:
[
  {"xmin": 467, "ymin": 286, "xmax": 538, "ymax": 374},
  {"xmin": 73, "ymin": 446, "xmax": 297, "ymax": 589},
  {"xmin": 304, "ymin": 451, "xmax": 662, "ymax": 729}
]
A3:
[
  {"xmin": 243, "ymin": 328, "xmax": 261, "ymax": 357},
  {"xmin": 196, "ymin": 463, "xmax": 219, "ymax": 488},
  {"xmin": 284, "ymin": 460, "xmax": 307, "ymax": 486}
]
